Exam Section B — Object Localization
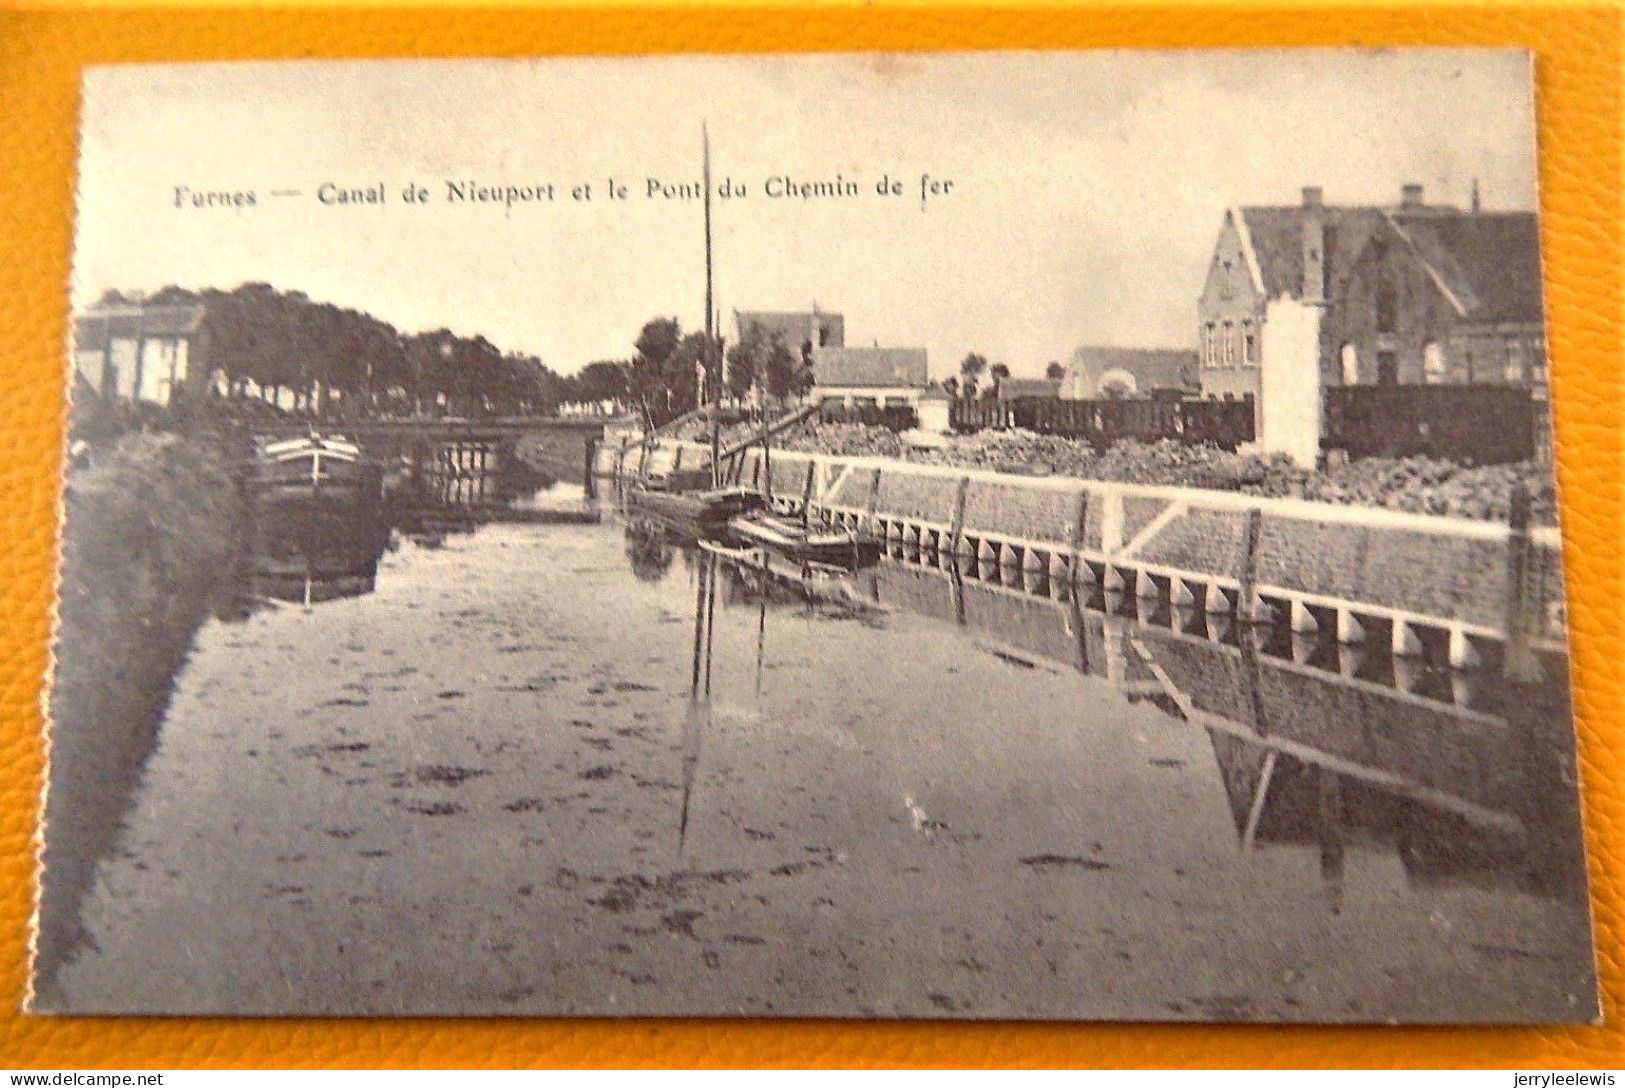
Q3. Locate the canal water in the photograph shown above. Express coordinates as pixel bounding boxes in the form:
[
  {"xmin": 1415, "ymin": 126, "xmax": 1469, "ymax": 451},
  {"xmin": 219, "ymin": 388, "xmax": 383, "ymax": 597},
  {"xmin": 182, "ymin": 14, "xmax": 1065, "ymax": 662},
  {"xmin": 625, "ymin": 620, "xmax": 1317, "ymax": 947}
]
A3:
[{"xmin": 51, "ymin": 485, "xmax": 1595, "ymax": 1020}]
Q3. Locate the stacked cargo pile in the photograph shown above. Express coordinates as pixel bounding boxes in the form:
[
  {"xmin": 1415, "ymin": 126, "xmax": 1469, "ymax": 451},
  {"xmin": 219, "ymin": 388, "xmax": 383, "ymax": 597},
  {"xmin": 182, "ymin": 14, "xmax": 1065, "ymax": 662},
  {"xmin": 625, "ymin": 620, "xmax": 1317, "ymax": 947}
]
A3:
[{"xmin": 764, "ymin": 423, "xmax": 1556, "ymax": 525}]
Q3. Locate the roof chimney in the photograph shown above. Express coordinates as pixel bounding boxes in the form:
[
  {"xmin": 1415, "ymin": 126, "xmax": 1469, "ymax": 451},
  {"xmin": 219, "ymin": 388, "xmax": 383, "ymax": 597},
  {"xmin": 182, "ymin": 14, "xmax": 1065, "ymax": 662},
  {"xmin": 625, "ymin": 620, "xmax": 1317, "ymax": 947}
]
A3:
[
  {"xmin": 1301, "ymin": 186, "xmax": 1323, "ymax": 209},
  {"xmin": 1301, "ymin": 209, "xmax": 1325, "ymax": 302},
  {"xmin": 1401, "ymin": 183, "xmax": 1425, "ymax": 208}
]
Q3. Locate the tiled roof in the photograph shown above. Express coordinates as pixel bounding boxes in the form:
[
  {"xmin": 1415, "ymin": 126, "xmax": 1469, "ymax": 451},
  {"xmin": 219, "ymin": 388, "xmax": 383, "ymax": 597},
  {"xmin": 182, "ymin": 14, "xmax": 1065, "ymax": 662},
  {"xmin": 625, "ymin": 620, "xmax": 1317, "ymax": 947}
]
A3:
[
  {"xmin": 811, "ymin": 346, "xmax": 928, "ymax": 388},
  {"xmin": 73, "ymin": 303, "xmax": 206, "ymax": 351},
  {"xmin": 1386, "ymin": 211, "xmax": 1543, "ymax": 324},
  {"xmin": 995, "ymin": 378, "xmax": 1062, "ymax": 400},
  {"xmin": 1233, "ymin": 202, "xmax": 1540, "ymax": 321},
  {"xmin": 735, "ymin": 310, "xmax": 844, "ymax": 349},
  {"xmin": 1065, "ymin": 346, "xmax": 1199, "ymax": 395},
  {"xmin": 1238, "ymin": 206, "xmax": 1385, "ymax": 300}
]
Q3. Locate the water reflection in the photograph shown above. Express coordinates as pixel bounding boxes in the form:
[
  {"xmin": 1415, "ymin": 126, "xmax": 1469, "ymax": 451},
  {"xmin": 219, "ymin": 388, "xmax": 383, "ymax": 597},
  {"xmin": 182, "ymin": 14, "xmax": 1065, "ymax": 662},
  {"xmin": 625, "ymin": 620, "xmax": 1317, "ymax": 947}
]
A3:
[
  {"xmin": 640, "ymin": 517, "xmax": 1586, "ymax": 914},
  {"xmin": 242, "ymin": 440, "xmax": 602, "ymax": 611},
  {"xmin": 396, "ymin": 438, "xmax": 540, "ymax": 508},
  {"xmin": 625, "ymin": 518, "xmax": 680, "ymax": 584},
  {"xmin": 680, "ymin": 548, "xmax": 720, "ymax": 852}
]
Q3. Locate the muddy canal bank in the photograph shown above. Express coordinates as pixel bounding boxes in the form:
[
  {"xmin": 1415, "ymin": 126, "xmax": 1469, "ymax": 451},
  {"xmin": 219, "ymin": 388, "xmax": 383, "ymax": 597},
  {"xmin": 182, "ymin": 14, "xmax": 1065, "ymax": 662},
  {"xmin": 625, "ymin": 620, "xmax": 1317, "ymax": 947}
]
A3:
[{"xmin": 44, "ymin": 515, "xmax": 1592, "ymax": 1020}]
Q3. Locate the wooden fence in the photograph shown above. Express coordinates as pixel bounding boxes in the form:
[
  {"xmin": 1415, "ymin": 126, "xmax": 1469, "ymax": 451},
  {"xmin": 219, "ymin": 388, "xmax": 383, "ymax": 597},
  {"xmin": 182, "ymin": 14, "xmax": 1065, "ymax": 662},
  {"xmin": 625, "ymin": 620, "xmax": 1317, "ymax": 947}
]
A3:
[
  {"xmin": 951, "ymin": 396, "xmax": 1256, "ymax": 451},
  {"xmin": 818, "ymin": 402, "xmax": 920, "ymax": 431},
  {"xmin": 1322, "ymin": 385, "xmax": 1539, "ymax": 465}
]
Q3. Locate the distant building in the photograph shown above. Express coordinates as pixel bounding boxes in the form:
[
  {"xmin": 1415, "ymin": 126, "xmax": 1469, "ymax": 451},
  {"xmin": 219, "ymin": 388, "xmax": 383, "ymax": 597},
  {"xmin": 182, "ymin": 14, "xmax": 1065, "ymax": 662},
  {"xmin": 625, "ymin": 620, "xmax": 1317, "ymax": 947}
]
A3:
[
  {"xmin": 733, "ymin": 309, "xmax": 845, "ymax": 354},
  {"xmin": 1324, "ymin": 210, "xmax": 1545, "ymax": 388},
  {"xmin": 810, "ymin": 346, "xmax": 929, "ymax": 407},
  {"xmin": 1061, "ymin": 346, "xmax": 1199, "ymax": 399},
  {"xmin": 72, "ymin": 293, "xmax": 210, "ymax": 405},
  {"xmin": 1198, "ymin": 187, "xmax": 1385, "ymax": 403},
  {"xmin": 994, "ymin": 377, "xmax": 1062, "ymax": 401},
  {"xmin": 1197, "ymin": 183, "xmax": 1545, "ymax": 462}
]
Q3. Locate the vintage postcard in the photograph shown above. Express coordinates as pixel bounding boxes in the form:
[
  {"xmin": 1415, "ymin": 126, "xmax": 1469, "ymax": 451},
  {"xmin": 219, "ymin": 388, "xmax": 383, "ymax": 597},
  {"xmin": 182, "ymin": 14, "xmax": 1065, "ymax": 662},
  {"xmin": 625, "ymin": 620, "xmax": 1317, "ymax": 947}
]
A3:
[{"xmin": 35, "ymin": 50, "xmax": 1596, "ymax": 1021}]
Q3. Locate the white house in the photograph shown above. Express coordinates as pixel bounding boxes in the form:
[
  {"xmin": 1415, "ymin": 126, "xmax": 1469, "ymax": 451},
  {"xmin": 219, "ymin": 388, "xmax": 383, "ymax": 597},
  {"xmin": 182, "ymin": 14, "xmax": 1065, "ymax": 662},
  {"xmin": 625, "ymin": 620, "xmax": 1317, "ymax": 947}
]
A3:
[
  {"xmin": 810, "ymin": 346, "xmax": 930, "ymax": 407},
  {"xmin": 72, "ymin": 298, "xmax": 208, "ymax": 406}
]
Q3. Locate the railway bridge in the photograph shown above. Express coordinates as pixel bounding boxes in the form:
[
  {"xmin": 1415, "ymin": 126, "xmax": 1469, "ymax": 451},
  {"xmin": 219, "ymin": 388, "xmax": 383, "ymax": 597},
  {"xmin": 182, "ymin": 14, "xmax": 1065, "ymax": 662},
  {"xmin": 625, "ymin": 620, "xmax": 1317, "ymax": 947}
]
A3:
[
  {"xmin": 257, "ymin": 415, "xmax": 637, "ymax": 499},
  {"xmin": 261, "ymin": 415, "xmax": 633, "ymax": 487}
]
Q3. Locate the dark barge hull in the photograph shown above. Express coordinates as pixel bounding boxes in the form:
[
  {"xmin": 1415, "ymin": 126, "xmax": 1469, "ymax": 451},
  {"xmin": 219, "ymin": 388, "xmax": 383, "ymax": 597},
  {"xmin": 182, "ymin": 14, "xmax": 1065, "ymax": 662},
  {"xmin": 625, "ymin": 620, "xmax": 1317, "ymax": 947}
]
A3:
[
  {"xmin": 726, "ymin": 511, "xmax": 883, "ymax": 568},
  {"xmin": 625, "ymin": 486, "xmax": 765, "ymax": 534}
]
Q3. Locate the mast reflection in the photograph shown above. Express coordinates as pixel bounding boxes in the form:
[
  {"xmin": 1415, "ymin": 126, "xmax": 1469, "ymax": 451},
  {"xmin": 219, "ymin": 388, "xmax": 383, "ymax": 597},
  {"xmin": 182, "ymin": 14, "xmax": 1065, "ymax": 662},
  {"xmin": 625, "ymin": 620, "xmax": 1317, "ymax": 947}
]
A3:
[{"xmin": 627, "ymin": 517, "xmax": 1585, "ymax": 910}]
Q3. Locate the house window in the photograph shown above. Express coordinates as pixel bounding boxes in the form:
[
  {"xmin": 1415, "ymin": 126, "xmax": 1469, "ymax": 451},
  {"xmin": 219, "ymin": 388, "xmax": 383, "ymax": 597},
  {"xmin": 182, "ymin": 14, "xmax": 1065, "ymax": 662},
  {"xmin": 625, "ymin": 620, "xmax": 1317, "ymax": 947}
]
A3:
[
  {"xmin": 1219, "ymin": 258, "xmax": 1233, "ymax": 300},
  {"xmin": 1202, "ymin": 323, "xmax": 1217, "ymax": 368},
  {"xmin": 1531, "ymin": 343, "xmax": 1548, "ymax": 383},
  {"xmin": 1242, "ymin": 320, "xmax": 1258, "ymax": 366},
  {"xmin": 1221, "ymin": 321, "xmax": 1234, "ymax": 367},
  {"xmin": 1504, "ymin": 341, "xmax": 1526, "ymax": 383},
  {"xmin": 1422, "ymin": 341, "xmax": 1445, "ymax": 384},
  {"xmin": 1375, "ymin": 280, "xmax": 1398, "ymax": 334},
  {"xmin": 1340, "ymin": 343, "xmax": 1358, "ymax": 385}
]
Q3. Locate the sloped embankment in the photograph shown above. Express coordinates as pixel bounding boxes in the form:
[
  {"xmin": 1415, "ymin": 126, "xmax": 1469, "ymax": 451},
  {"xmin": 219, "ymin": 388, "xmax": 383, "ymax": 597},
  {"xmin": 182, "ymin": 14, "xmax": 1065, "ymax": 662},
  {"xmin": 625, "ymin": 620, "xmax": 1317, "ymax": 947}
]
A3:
[{"xmin": 33, "ymin": 432, "xmax": 248, "ymax": 1004}]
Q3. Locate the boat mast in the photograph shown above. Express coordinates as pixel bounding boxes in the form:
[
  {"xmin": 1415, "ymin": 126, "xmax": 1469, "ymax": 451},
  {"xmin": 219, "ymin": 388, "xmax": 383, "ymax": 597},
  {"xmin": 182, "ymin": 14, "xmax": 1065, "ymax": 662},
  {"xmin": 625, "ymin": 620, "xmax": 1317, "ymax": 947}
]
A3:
[{"xmin": 704, "ymin": 122, "xmax": 722, "ymax": 488}]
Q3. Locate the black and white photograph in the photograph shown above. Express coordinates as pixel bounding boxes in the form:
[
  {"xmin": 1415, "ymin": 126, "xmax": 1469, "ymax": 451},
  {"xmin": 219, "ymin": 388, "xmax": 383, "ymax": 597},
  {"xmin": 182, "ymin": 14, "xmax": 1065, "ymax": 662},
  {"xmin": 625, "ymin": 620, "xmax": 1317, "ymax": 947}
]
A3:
[{"xmin": 34, "ymin": 50, "xmax": 1596, "ymax": 1022}]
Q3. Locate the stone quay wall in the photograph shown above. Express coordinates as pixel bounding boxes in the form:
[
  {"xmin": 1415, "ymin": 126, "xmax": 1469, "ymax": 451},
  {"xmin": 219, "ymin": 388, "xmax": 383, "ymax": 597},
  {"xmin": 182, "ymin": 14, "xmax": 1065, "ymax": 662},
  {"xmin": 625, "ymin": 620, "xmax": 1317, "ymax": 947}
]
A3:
[{"xmin": 596, "ymin": 439, "xmax": 1567, "ymax": 667}]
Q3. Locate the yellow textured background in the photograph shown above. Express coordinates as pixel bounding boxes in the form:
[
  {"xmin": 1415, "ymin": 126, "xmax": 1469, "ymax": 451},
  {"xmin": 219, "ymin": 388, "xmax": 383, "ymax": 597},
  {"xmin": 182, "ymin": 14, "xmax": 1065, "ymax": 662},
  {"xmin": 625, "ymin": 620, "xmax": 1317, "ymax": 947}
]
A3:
[{"xmin": 0, "ymin": 1, "xmax": 1620, "ymax": 1068}]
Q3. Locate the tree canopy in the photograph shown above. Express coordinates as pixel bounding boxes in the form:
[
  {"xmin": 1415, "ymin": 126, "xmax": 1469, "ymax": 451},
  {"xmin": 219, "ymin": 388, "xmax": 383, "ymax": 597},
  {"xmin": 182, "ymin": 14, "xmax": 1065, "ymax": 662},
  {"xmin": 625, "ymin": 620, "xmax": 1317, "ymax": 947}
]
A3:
[
  {"xmin": 725, "ymin": 327, "xmax": 802, "ymax": 401},
  {"xmin": 126, "ymin": 283, "xmax": 573, "ymax": 416},
  {"xmin": 957, "ymin": 353, "xmax": 989, "ymax": 400},
  {"xmin": 98, "ymin": 285, "xmax": 844, "ymax": 424},
  {"xmin": 627, "ymin": 318, "xmax": 726, "ymax": 428}
]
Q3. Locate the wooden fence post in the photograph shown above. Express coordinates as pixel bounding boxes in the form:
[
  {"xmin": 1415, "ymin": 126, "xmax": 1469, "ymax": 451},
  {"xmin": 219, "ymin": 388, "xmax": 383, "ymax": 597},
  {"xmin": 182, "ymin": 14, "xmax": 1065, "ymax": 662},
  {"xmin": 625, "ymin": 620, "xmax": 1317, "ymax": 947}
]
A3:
[
  {"xmin": 1238, "ymin": 507, "xmax": 1264, "ymax": 622},
  {"xmin": 801, "ymin": 461, "xmax": 816, "ymax": 526},
  {"xmin": 1503, "ymin": 482, "xmax": 1541, "ymax": 684},
  {"xmin": 1069, "ymin": 486, "xmax": 1089, "ymax": 571},
  {"xmin": 948, "ymin": 475, "xmax": 971, "ymax": 556}
]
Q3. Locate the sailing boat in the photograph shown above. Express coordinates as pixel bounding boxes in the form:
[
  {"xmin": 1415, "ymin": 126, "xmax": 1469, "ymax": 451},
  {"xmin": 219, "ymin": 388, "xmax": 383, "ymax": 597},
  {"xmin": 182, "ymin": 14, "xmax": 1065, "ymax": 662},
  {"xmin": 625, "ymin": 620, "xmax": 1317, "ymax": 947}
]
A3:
[
  {"xmin": 722, "ymin": 346, "xmax": 881, "ymax": 567},
  {"xmin": 625, "ymin": 122, "xmax": 765, "ymax": 535}
]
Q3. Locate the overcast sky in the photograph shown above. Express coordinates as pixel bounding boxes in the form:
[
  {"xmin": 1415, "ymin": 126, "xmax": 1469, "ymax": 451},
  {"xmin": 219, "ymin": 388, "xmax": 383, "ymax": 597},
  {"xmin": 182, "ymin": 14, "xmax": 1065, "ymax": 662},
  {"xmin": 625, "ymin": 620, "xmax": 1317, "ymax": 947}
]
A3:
[{"xmin": 74, "ymin": 50, "xmax": 1537, "ymax": 378}]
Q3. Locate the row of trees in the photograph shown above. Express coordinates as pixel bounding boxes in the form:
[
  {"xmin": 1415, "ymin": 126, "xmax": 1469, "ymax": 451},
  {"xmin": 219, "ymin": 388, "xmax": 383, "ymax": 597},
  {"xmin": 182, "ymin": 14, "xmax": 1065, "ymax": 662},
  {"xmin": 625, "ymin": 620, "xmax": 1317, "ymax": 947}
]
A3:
[
  {"xmin": 103, "ymin": 286, "xmax": 817, "ymax": 425},
  {"xmin": 594, "ymin": 330, "xmax": 1067, "ymax": 423},
  {"xmin": 99, "ymin": 284, "xmax": 595, "ymax": 417},
  {"xmin": 566, "ymin": 316, "xmax": 817, "ymax": 429},
  {"xmin": 100, "ymin": 285, "xmax": 1065, "ymax": 421},
  {"xmin": 587, "ymin": 326, "xmax": 1077, "ymax": 424}
]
